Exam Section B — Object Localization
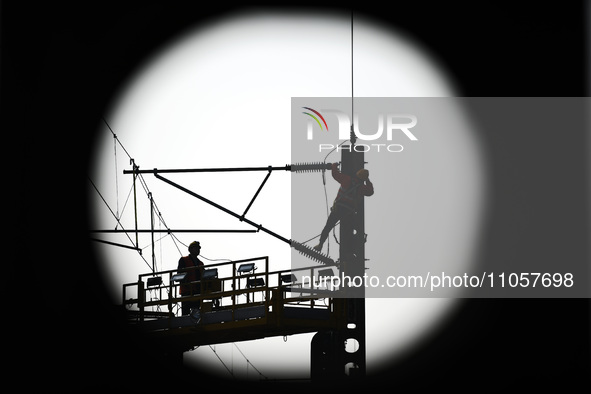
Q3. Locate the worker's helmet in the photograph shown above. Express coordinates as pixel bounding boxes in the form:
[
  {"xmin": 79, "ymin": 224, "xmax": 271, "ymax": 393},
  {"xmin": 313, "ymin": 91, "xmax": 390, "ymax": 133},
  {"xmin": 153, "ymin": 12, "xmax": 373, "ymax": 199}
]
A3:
[
  {"xmin": 356, "ymin": 169, "xmax": 369, "ymax": 181},
  {"xmin": 188, "ymin": 241, "xmax": 201, "ymax": 251}
]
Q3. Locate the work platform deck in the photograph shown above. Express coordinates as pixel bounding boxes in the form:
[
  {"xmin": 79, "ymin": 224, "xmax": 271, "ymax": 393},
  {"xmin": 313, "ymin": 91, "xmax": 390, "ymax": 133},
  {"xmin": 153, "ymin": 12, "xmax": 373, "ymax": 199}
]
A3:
[{"xmin": 123, "ymin": 256, "xmax": 344, "ymax": 350}]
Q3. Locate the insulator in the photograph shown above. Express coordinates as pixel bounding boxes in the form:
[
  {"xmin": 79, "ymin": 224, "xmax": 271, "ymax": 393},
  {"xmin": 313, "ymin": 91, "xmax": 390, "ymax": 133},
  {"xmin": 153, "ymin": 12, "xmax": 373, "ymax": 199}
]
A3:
[
  {"xmin": 290, "ymin": 162, "xmax": 332, "ymax": 173},
  {"xmin": 290, "ymin": 240, "xmax": 335, "ymax": 265}
]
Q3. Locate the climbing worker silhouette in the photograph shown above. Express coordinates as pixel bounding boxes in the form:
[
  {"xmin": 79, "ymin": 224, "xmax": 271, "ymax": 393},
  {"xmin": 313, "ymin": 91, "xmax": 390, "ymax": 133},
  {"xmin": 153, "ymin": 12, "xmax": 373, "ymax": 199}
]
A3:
[
  {"xmin": 314, "ymin": 163, "xmax": 374, "ymax": 252},
  {"xmin": 177, "ymin": 241, "xmax": 204, "ymax": 315}
]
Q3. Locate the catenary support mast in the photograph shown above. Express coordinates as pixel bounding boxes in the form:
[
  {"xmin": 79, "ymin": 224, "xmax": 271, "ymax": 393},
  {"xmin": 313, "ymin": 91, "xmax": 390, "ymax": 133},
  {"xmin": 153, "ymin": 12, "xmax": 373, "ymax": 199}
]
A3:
[{"xmin": 311, "ymin": 133, "xmax": 366, "ymax": 380}]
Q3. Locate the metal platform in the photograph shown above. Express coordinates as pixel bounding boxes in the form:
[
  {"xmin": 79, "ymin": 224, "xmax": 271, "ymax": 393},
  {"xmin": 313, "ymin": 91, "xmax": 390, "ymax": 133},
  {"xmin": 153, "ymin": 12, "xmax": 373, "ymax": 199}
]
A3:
[{"xmin": 123, "ymin": 256, "xmax": 344, "ymax": 349}]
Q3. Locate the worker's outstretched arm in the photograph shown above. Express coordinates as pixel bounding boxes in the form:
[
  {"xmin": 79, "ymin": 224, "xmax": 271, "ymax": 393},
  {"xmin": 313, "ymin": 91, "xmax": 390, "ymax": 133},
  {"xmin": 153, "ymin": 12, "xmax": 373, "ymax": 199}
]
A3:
[{"xmin": 330, "ymin": 162, "xmax": 348, "ymax": 184}]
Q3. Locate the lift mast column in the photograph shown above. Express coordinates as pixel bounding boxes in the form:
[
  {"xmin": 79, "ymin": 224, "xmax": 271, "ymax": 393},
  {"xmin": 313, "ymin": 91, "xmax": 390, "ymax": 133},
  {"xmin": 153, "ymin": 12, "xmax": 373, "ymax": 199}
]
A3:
[{"xmin": 311, "ymin": 138, "xmax": 366, "ymax": 380}]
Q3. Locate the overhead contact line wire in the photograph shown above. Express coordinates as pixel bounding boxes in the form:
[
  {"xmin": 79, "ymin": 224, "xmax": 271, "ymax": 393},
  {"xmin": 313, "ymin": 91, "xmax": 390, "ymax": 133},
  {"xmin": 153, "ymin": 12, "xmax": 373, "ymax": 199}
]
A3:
[
  {"xmin": 98, "ymin": 118, "xmax": 185, "ymax": 260},
  {"xmin": 88, "ymin": 176, "xmax": 153, "ymax": 271}
]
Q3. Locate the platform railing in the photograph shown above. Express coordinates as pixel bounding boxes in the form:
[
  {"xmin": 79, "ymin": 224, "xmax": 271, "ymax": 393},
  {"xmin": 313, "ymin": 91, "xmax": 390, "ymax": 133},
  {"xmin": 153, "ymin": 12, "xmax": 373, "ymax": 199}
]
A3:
[{"xmin": 122, "ymin": 256, "xmax": 341, "ymax": 326}]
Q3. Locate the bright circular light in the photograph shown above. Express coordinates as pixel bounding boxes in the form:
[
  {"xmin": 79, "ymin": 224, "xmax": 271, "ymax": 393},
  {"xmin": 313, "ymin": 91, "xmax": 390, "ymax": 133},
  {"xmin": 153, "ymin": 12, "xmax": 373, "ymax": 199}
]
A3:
[{"xmin": 91, "ymin": 11, "xmax": 485, "ymax": 379}]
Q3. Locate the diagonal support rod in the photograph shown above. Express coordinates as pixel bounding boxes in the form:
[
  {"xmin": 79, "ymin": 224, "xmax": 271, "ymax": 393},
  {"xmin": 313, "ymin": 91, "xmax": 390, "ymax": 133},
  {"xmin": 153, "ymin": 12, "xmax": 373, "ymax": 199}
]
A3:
[
  {"xmin": 153, "ymin": 172, "xmax": 291, "ymax": 245},
  {"xmin": 241, "ymin": 167, "xmax": 272, "ymax": 219},
  {"xmin": 90, "ymin": 237, "xmax": 142, "ymax": 251}
]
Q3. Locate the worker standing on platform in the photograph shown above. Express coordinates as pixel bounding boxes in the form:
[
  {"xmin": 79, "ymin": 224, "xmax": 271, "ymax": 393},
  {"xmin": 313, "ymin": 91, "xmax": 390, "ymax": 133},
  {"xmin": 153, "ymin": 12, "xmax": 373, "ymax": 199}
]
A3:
[
  {"xmin": 314, "ymin": 163, "xmax": 374, "ymax": 252},
  {"xmin": 177, "ymin": 241, "xmax": 204, "ymax": 315}
]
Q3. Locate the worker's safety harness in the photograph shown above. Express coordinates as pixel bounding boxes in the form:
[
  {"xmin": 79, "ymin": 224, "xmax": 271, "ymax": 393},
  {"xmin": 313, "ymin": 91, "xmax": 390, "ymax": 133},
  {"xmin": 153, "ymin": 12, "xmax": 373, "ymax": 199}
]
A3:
[{"xmin": 333, "ymin": 181, "xmax": 362, "ymax": 213}]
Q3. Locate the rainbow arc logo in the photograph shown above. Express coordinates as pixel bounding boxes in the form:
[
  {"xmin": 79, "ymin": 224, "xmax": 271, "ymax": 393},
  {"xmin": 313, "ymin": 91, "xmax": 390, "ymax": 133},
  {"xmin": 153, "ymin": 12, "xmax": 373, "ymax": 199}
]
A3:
[{"xmin": 302, "ymin": 107, "xmax": 329, "ymax": 131}]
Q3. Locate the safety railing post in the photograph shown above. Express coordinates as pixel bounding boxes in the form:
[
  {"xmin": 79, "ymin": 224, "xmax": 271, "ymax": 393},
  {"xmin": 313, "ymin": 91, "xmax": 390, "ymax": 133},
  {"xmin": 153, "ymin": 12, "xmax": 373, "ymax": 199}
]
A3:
[
  {"xmin": 138, "ymin": 280, "xmax": 144, "ymax": 322},
  {"xmin": 265, "ymin": 257, "xmax": 269, "ymax": 312},
  {"xmin": 168, "ymin": 272, "xmax": 173, "ymax": 317},
  {"xmin": 232, "ymin": 261, "xmax": 236, "ymax": 322}
]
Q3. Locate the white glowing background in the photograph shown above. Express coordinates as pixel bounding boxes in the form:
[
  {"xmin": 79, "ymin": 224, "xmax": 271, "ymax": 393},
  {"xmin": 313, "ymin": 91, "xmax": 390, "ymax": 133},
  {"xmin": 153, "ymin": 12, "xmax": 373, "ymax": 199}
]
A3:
[{"xmin": 91, "ymin": 11, "xmax": 485, "ymax": 379}]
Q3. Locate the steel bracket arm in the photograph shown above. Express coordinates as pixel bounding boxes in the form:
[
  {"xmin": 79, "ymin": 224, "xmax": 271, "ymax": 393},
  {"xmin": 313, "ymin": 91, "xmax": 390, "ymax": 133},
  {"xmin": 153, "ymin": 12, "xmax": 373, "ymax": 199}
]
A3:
[{"xmin": 153, "ymin": 172, "xmax": 291, "ymax": 245}]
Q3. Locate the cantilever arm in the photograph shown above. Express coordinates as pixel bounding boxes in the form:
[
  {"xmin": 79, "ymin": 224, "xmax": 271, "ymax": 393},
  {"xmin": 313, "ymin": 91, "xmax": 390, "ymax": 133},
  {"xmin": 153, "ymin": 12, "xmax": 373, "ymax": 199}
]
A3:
[
  {"xmin": 153, "ymin": 172, "xmax": 291, "ymax": 245},
  {"xmin": 123, "ymin": 165, "xmax": 291, "ymax": 174},
  {"xmin": 122, "ymin": 162, "xmax": 332, "ymax": 175}
]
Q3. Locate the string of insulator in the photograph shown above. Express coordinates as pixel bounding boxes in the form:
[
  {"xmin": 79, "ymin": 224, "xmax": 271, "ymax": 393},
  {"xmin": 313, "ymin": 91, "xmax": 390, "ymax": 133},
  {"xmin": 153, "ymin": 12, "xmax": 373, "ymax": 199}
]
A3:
[
  {"xmin": 289, "ymin": 162, "xmax": 332, "ymax": 173},
  {"xmin": 290, "ymin": 240, "xmax": 335, "ymax": 265}
]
